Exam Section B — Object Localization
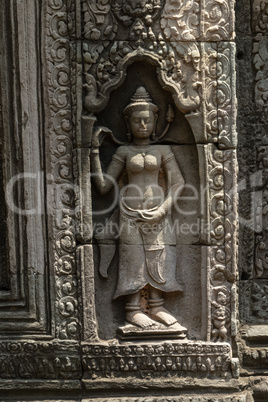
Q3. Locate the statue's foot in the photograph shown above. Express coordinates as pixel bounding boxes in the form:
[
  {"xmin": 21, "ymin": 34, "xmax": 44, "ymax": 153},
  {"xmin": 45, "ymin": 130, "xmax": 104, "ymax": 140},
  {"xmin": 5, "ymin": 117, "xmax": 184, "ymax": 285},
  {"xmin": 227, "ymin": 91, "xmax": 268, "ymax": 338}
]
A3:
[
  {"xmin": 150, "ymin": 305, "xmax": 185, "ymax": 329},
  {"xmin": 126, "ymin": 310, "xmax": 157, "ymax": 328},
  {"xmin": 169, "ymin": 322, "xmax": 188, "ymax": 333}
]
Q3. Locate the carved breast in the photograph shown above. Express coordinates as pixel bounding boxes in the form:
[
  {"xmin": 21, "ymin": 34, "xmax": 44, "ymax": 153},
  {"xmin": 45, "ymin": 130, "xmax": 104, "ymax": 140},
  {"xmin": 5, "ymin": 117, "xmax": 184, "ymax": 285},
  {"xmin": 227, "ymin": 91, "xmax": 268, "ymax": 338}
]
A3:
[{"xmin": 127, "ymin": 149, "xmax": 161, "ymax": 173}]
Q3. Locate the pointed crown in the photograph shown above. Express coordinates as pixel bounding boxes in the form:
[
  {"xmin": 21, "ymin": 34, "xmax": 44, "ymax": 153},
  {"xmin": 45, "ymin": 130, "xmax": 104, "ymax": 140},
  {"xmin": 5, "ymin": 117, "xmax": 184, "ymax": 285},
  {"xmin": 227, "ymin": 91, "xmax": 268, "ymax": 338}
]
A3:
[{"xmin": 123, "ymin": 86, "xmax": 158, "ymax": 117}]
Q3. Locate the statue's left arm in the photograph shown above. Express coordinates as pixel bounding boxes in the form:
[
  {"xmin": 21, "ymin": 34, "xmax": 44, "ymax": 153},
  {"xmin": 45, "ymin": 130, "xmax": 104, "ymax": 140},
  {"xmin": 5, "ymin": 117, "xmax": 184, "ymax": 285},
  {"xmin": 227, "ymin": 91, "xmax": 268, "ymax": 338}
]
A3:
[{"xmin": 160, "ymin": 146, "xmax": 185, "ymax": 216}]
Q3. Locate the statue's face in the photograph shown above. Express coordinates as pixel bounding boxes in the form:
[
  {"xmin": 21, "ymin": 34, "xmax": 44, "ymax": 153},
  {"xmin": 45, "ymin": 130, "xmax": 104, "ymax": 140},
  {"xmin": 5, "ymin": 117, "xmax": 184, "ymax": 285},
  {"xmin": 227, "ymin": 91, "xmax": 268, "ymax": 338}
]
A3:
[{"xmin": 129, "ymin": 110, "xmax": 155, "ymax": 139}]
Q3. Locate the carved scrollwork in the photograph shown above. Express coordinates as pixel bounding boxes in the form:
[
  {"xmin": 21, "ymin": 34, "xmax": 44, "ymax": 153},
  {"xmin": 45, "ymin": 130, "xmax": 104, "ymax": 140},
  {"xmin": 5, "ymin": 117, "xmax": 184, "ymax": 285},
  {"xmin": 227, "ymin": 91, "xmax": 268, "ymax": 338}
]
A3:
[
  {"xmin": 254, "ymin": 147, "xmax": 268, "ymax": 279},
  {"xmin": 112, "ymin": 0, "xmax": 163, "ymax": 41},
  {"xmin": 217, "ymin": 43, "xmax": 236, "ymax": 148},
  {"xmin": 251, "ymin": 281, "xmax": 268, "ymax": 319},
  {"xmin": 82, "ymin": 0, "xmax": 117, "ymax": 40},
  {"xmin": 160, "ymin": 0, "xmax": 200, "ymax": 41},
  {"xmin": 46, "ymin": 0, "xmax": 79, "ymax": 340},
  {"xmin": 252, "ymin": 0, "xmax": 268, "ymax": 33},
  {"xmin": 82, "ymin": 40, "xmax": 201, "ymax": 115},
  {"xmin": 207, "ymin": 144, "xmax": 237, "ymax": 342},
  {"xmin": 84, "ymin": 397, "xmax": 247, "ymax": 402},
  {"xmin": 253, "ymin": 34, "xmax": 268, "ymax": 123},
  {"xmin": 203, "ymin": 0, "xmax": 233, "ymax": 41}
]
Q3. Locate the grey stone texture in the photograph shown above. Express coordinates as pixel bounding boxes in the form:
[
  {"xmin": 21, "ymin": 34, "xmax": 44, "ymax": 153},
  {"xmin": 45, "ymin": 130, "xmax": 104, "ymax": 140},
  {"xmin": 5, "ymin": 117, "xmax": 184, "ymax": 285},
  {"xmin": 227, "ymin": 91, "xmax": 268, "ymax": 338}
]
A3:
[{"xmin": 0, "ymin": 0, "xmax": 267, "ymax": 400}]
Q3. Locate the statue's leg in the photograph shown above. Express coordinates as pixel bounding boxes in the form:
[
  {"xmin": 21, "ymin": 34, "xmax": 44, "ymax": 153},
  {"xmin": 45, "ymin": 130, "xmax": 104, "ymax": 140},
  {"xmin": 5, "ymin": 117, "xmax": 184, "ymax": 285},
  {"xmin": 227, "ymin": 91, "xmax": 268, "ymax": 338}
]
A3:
[
  {"xmin": 125, "ymin": 291, "xmax": 157, "ymax": 328},
  {"xmin": 149, "ymin": 286, "xmax": 187, "ymax": 332}
]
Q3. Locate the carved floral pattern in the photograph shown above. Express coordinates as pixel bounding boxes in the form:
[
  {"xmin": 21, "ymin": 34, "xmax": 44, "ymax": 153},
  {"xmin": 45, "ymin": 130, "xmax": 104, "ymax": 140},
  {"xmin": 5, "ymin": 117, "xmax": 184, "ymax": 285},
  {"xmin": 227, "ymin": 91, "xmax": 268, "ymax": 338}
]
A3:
[
  {"xmin": 112, "ymin": 0, "xmax": 163, "ymax": 41},
  {"xmin": 255, "ymin": 147, "xmax": 268, "ymax": 278},
  {"xmin": 160, "ymin": 0, "xmax": 200, "ymax": 41},
  {"xmin": 253, "ymin": 34, "xmax": 268, "ymax": 123},
  {"xmin": 203, "ymin": 0, "xmax": 234, "ymax": 41},
  {"xmin": 82, "ymin": 40, "xmax": 202, "ymax": 115},
  {"xmin": 215, "ymin": 42, "xmax": 236, "ymax": 149},
  {"xmin": 0, "ymin": 341, "xmax": 80, "ymax": 379},
  {"xmin": 82, "ymin": 342, "xmax": 231, "ymax": 379},
  {"xmin": 252, "ymin": 0, "xmax": 268, "ymax": 33},
  {"xmin": 250, "ymin": 281, "xmax": 268, "ymax": 319},
  {"xmin": 207, "ymin": 145, "xmax": 236, "ymax": 342},
  {"xmin": 160, "ymin": 0, "xmax": 234, "ymax": 42},
  {"xmin": 82, "ymin": 0, "xmax": 117, "ymax": 41},
  {"xmin": 85, "ymin": 397, "xmax": 247, "ymax": 402},
  {"xmin": 243, "ymin": 342, "xmax": 268, "ymax": 369},
  {"xmin": 46, "ymin": 0, "xmax": 79, "ymax": 340}
]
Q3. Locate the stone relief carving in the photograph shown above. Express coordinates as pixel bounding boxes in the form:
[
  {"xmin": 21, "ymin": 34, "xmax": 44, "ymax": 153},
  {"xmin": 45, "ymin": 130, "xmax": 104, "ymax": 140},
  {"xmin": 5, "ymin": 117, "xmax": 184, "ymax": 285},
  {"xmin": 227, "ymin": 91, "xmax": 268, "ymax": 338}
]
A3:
[
  {"xmin": 46, "ymin": 0, "xmax": 79, "ymax": 340},
  {"xmin": 77, "ymin": 0, "xmax": 237, "ymax": 351},
  {"xmin": 0, "ymin": 341, "xmax": 81, "ymax": 379},
  {"xmin": 82, "ymin": 342, "xmax": 231, "ymax": 379},
  {"xmin": 202, "ymin": 0, "xmax": 234, "ymax": 41},
  {"xmin": 81, "ymin": 41, "xmax": 236, "ymax": 149},
  {"xmin": 84, "ymin": 398, "xmax": 247, "ymax": 402},
  {"xmin": 91, "ymin": 87, "xmax": 187, "ymax": 337},
  {"xmin": 254, "ymin": 146, "xmax": 268, "ymax": 279},
  {"xmin": 112, "ymin": 0, "xmax": 163, "ymax": 41},
  {"xmin": 207, "ymin": 145, "xmax": 237, "ymax": 342},
  {"xmin": 253, "ymin": 34, "xmax": 268, "ymax": 123},
  {"xmin": 216, "ymin": 42, "xmax": 236, "ymax": 149},
  {"xmin": 160, "ymin": 0, "xmax": 200, "ymax": 41},
  {"xmin": 82, "ymin": 41, "xmax": 202, "ymax": 116},
  {"xmin": 82, "ymin": 0, "xmax": 117, "ymax": 41},
  {"xmin": 253, "ymin": 0, "xmax": 268, "ymax": 33}
]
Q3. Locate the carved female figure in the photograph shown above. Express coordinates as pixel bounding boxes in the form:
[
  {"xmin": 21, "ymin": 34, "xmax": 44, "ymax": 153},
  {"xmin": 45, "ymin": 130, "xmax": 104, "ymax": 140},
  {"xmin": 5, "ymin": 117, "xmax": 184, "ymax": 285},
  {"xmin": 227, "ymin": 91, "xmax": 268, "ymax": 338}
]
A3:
[{"xmin": 92, "ymin": 87, "xmax": 186, "ymax": 334}]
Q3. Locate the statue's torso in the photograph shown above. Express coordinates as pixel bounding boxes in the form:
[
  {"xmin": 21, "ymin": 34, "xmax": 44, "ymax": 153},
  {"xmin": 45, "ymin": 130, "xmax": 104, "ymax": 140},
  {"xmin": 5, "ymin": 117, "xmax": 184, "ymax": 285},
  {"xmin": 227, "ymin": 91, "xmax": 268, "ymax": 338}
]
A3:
[{"xmin": 120, "ymin": 145, "xmax": 168, "ymax": 210}]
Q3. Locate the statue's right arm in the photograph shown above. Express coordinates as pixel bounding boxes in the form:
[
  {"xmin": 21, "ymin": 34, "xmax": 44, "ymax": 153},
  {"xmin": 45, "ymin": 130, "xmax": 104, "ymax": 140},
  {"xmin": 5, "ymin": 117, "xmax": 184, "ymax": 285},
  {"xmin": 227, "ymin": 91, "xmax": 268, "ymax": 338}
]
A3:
[{"xmin": 91, "ymin": 146, "xmax": 126, "ymax": 195}]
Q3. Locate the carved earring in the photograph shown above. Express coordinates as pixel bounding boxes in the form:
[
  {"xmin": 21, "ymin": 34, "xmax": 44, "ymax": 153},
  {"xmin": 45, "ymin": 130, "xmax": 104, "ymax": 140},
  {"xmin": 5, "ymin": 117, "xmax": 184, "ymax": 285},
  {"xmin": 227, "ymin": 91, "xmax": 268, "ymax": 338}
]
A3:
[{"xmin": 127, "ymin": 133, "xmax": 132, "ymax": 143}]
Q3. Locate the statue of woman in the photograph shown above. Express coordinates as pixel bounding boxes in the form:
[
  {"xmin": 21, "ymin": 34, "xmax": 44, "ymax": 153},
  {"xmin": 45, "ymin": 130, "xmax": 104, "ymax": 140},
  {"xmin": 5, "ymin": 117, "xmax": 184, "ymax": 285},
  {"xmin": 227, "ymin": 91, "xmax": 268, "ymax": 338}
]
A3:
[{"xmin": 91, "ymin": 87, "xmax": 187, "ymax": 334}]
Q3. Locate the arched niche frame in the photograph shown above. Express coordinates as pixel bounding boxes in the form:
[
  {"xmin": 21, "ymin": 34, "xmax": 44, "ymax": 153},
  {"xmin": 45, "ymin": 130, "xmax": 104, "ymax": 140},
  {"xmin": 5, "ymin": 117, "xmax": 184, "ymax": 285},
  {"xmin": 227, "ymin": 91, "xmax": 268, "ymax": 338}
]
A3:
[
  {"xmin": 77, "ymin": 47, "xmax": 211, "ymax": 246},
  {"xmin": 75, "ymin": 40, "xmax": 235, "ymax": 349}
]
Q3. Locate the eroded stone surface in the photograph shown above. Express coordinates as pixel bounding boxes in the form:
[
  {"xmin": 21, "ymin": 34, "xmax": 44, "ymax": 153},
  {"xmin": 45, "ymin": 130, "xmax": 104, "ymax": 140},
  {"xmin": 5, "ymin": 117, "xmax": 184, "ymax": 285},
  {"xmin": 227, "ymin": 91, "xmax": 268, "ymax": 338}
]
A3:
[{"xmin": 0, "ymin": 0, "xmax": 267, "ymax": 400}]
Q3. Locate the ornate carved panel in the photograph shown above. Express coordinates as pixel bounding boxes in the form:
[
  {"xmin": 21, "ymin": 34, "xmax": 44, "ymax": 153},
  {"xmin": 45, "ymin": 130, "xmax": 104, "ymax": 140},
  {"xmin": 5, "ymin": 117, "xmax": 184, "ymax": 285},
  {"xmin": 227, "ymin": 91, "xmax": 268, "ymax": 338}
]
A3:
[
  {"xmin": 84, "ymin": 396, "xmax": 248, "ymax": 402},
  {"xmin": 73, "ymin": 0, "xmax": 238, "ymax": 386},
  {"xmin": 237, "ymin": 1, "xmax": 268, "ymax": 380},
  {"xmin": 0, "ymin": 0, "xmax": 49, "ymax": 334},
  {"xmin": 44, "ymin": 0, "xmax": 79, "ymax": 341},
  {"xmin": 80, "ymin": 0, "xmax": 235, "ymax": 42},
  {"xmin": 0, "ymin": 0, "xmax": 252, "ymax": 398}
]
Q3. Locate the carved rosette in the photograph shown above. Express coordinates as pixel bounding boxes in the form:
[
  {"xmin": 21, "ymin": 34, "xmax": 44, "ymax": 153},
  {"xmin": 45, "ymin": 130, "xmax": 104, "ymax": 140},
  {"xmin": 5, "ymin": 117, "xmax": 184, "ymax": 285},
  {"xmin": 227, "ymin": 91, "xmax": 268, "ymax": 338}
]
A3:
[
  {"xmin": 82, "ymin": 342, "xmax": 231, "ymax": 379},
  {"xmin": 46, "ymin": 0, "xmax": 79, "ymax": 340}
]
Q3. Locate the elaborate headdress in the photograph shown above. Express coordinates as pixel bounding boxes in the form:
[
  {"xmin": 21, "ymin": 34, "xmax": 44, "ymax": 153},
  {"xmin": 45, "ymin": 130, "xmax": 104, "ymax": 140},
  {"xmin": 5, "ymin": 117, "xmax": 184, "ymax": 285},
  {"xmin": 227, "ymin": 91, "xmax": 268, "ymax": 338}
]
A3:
[{"xmin": 123, "ymin": 86, "xmax": 158, "ymax": 117}]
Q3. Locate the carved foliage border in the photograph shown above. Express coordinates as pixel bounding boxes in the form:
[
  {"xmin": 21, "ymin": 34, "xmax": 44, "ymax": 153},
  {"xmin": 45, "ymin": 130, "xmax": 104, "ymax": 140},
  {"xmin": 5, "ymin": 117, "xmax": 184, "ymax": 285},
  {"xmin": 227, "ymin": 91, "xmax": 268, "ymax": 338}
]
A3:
[
  {"xmin": 207, "ymin": 145, "xmax": 237, "ymax": 342},
  {"xmin": 82, "ymin": 342, "xmax": 231, "ymax": 379},
  {"xmin": 0, "ymin": 341, "xmax": 80, "ymax": 379},
  {"xmin": 84, "ymin": 396, "xmax": 247, "ymax": 402},
  {"xmin": 45, "ymin": 0, "xmax": 79, "ymax": 340},
  {"xmin": 81, "ymin": 0, "xmax": 235, "ymax": 42}
]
